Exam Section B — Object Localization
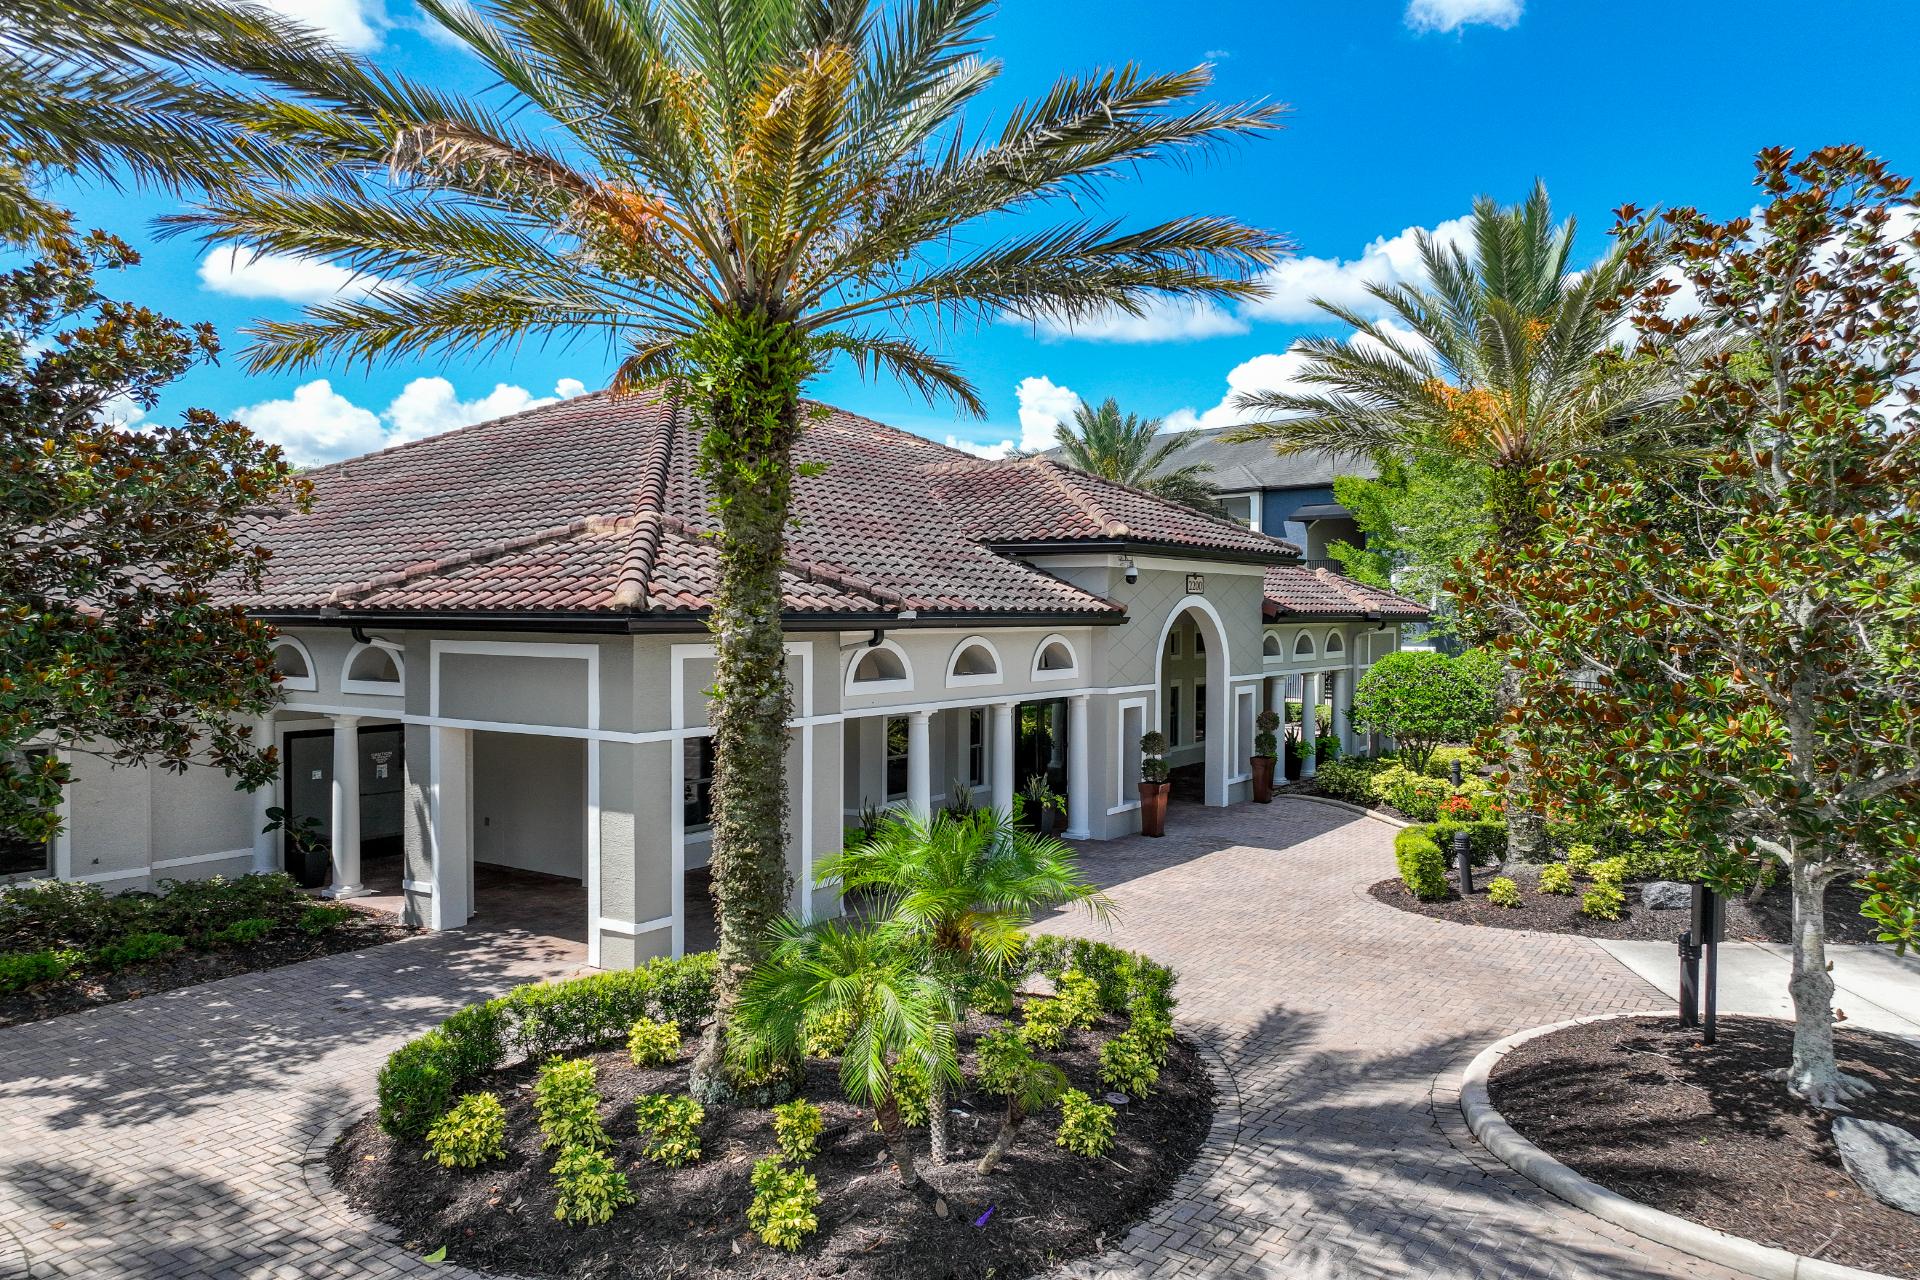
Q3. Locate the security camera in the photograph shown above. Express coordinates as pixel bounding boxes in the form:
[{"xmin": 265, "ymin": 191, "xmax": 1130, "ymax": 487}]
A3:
[{"xmin": 1123, "ymin": 560, "xmax": 1139, "ymax": 585}]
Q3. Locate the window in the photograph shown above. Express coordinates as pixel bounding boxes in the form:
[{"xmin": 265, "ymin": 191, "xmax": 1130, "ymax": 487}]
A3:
[
  {"xmin": 1195, "ymin": 682, "xmax": 1208, "ymax": 742},
  {"xmin": 1263, "ymin": 633, "xmax": 1282, "ymax": 657},
  {"xmin": 885, "ymin": 717, "xmax": 909, "ymax": 800},
  {"xmin": 1033, "ymin": 636, "xmax": 1078, "ymax": 679},
  {"xmin": 852, "ymin": 647, "xmax": 905, "ymax": 683},
  {"xmin": 1193, "ymin": 631, "xmax": 1206, "ymax": 656},
  {"xmin": 1294, "ymin": 632, "xmax": 1316, "ymax": 659},
  {"xmin": 1326, "ymin": 631, "xmax": 1345, "ymax": 655},
  {"xmin": 1219, "ymin": 493, "xmax": 1254, "ymax": 528},
  {"xmin": 948, "ymin": 641, "xmax": 1000, "ymax": 685},
  {"xmin": 1168, "ymin": 630, "xmax": 1182, "ymax": 658},
  {"xmin": 273, "ymin": 640, "xmax": 316, "ymax": 692},
  {"xmin": 343, "ymin": 641, "xmax": 404, "ymax": 695},
  {"xmin": 1166, "ymin": 685, "xmax": 1181, "ymax": 746},
  {"xmin": 683, "ymin": 737, "xmax": 715, "ymax": 828},
  {"xmin": 0, "ymin": 748, "xmax": 54, "ymax": 878},
  {"xmin": 967, "ymin": 709, "xmax": 986, "ymax": 787}
]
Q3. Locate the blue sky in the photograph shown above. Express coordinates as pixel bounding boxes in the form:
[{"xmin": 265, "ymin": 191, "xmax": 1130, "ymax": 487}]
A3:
[{"xmin": 53, "ymin": 0, "xmax": 1920, "ymax": 465}]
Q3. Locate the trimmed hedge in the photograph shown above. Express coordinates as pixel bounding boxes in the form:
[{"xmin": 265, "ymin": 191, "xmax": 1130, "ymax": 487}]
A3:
[
  {"xmin": 1394, "ymin": 827, "xmax": 1450, "ymax": 901},
  {"xmin": 378, "ymin": 952, "xmax": 717, "ymax": 1139},
  {"xmin": 1426, "ymin": 819, "xmax": 1507, "ymax": 865}
]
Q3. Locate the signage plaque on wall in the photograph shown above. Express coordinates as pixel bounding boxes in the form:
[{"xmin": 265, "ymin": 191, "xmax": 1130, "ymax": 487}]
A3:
[{"xmin": 1185, "ymin": 573, "xmax": 1205, "ymax": 595}]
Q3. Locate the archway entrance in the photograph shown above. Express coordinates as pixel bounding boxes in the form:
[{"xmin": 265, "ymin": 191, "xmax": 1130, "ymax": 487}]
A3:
[{"xmin": 1154, "ymin": 603, "xmax": 1228, "ymax": 808}]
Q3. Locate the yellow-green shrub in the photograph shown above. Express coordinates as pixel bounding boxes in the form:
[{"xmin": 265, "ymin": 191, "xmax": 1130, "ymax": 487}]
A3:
[
  {"xmin": 1581, "ymin": 881, "xmax": 1626, "ymax": 920},
  {"xmin": 1394, "ymin": 827, "xmax": 1450, "ymax": 901},
  {"xmin": 1538, "ymin": 863, "xmax": 1576, "ymax": 895},
  {"xmin": 1487, "ymin": 877, "xmax": 1522, "ymax": 908},
  {"xmin": 626, "ymin": 1017, "xmax": 680, "ymax": 1067},
  {"xmin": 747, "ymin": 1156, "xmax": 820, "ymax": 1251},
  {"xmin": 533, "ymin": 1058, "xmax": 607, "ymax": 1151},
  {"xmin": 1098, "ymin": 1030, "xmax": 1159, "ymax": 1097},
  {"xmin": 424, "ymin": 1091, "xmax": 507, "ymax": 1169},
  {"xmin": 549, "ymin": 1144, "xmax": 632, "ymax": 1226},
  {"xmin": 1055, "ymin": 1088, "xmax": 1115, "ymax": 1158},
  {"xmin": 634, "ymin": 1092, "xmax": 703, "ymax": 1168},
  {"xmin": 772, "ymin": 1099, "xmax": 823, "ymax": 1163}
]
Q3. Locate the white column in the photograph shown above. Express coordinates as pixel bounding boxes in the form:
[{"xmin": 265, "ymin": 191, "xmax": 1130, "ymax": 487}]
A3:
[
  {"xmin": 325, "ymin": 714, "xmax": 372, "ymax": 898},
  {"xmin": 250, "ymin": 714, "xmax": 280, "ymax": 875},
  {"xmin": 1331, "ymin": 669, "xmax": 1350, "ymax": 757},
  {"xmin": 429, "ymin": 724, "xmax": 472, "ymax": 929},
  {"xmin": 1064, "ymin": 694, "xmax": 1091, "ymax": 839},
  {"xmin": 1300, "ymin": 673, "xmax": 1322, "ymax": 779},
  {"xmin": 905, "ymin": 709, "xmax": 932, "ymax": 820},
  {"xmin": 991, "ymin": 700, "xmax": 1016, "ymax": 814}
]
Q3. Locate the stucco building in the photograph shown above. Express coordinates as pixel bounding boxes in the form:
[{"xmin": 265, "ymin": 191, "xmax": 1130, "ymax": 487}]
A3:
[{"xmin": 9, "ymin": 392, "xmax": 1425, "ymax": 968}]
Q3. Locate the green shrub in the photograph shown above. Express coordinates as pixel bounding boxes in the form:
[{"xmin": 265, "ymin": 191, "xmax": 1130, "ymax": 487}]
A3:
[
  {"xmin": 297, "ymin": 904, "xmax": 356, "ymax": 935},
  {"xmin": 1055, "ymin": 1088, "xmax": 1116, "ymax": 1158},
  {"xmin": 626, "ymin": 1017, "xmax": 681, "ymax": 1067},
  {"xmin": 534, "ymin": 1058, "xmax": 608, "ymax": 1150},
  {"xmin": 424, "ymin": 1091, "xmax": 508, "ymax": 1168},
  {"xmin": 1538, "ymin": 863, "xmax": 1576, "ymax": 895},
  {"xmin": 95, "ymin": 930, "xmax": 184, "ymax": 969},
  {"xmin": 802, "ymin": 1003, "xmax": 856, "ymax": 1058},
  {"xmin": 549, "ymin": 1144, "xmax": 632, "ymax": 1226},
  {"xmin": 1369, "ymin": 764, "xmax": 1453, "ymax": 822},
  {"xmin": 1487, "ymin": 877, "xmax": 1522, "ymax": 908},
  {"xmin": 1426, "ymin": 818, "xmax": 1507, "ymax": 865},
  {"xmin": 208, "ymin": 916, "xmax": 274, "ymax": 946},
  {"xmin": 1123, "ymin": 954, "xmax": 1177, "ymax": 1019},
  {"xmin": 148, "ymin": 873, "xmax": 307, "ymax": 941},
  {"xmin": 890, "ymin": 1054, "xmax": 930, "ymax": 1127},
  {"xmin": 772, "ymin": 1099, "xmax": 824, "ymax": 1163},
  {"xmin": 1421, "ymin": 746, "xmax": 1480, "ymax": 780},
  {"xmin": 975, "ymin": 1027, "xmax": 1034, "ymax": 1093},
  {"xmin": 1018, "ymin": 994, "xmax": 1073, "ymax": 1050},
  {"xmin": 1055, "ymin": 968, "xmax": 1101, "ymax": 1028},
  {"xmin": 635, "ymin": 1092, "xmax": 703, "ymax": 1167},
  {"xmin": 1127, "ymin": 999, "xmax": 1174, "ymax": 1063},
  {"xmin": 748, "ymin": 1156, "xmax": 820, "ymax": 1252},
  {"xmin": 1349, "ymin": 650, "xmax": 1499, "ymax": 773},
  {"xmin": 0, "ymin": 879, "xmax": 118, "ymax": 950},
  {"xmin": 1098, "ymin": 1030, "xmax": 1160, "ymax": 1097},
  {"xmin": 1313, "ymin": 756, "xmax": 1394, "ymax": 806},
  {"xmin": 1581, "ymin": 881, "xmax": 1626, "ymax": 920},
  {"xmin": 0, "ymin": 947, "xmax": 84, "ymax": 992},
  {"xmin": 1590, "ymin": 856, "xmax": 1631, "ymax": 886},
  {"xmin": 1564, "ymin": 842, "xmax": 1600, "ymax": 876},
  {"xmin": 1394, "ymin": 827, "xmax": 1450, "ymax": 901}
]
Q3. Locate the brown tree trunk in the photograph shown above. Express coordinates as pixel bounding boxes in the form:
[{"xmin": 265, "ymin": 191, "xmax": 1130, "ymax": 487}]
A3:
[
  {"xmin": 927, "ymin": 1069, "xmax": 953, "ymax": 1164},
  {"xmin": 976, "ymin": 1098, "xmax": 1025, "ymax": 1175},
  {"xmin": 875, "ymin": 1092, "xmax": 920, "ymax": 1187},
  {"xmin": 1776, "ymin": 858, "xmax": 1874, "ymax": 1109}
]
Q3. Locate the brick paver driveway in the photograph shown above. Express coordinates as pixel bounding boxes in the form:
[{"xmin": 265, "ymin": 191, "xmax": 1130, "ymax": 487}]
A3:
[{"xmin": 0, "ymin": 798, "xmax": 1744, "ymax": 1279}]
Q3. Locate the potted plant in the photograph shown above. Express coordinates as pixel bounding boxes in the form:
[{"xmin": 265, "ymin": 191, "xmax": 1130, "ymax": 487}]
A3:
[
  {"xmin": 1137, "ymin": 731, "xmax": 1170, "ymax": 837},
  {"xmin": 1019, "ymin": 773, "xmax": 1064, "ymax": 835},
  {"xmin": 1251, "ymin": 710, "xmax": 1281, "ymax": 803},
  {"xmin": 1284, "ymin": 731, "xmax": 1309, "ymax": 781},
  {"xmin": 264, "ymin": 805, "xmax": 329, "ymax": 889},
  {"xmin": 943, "ymin": 780, "xmax": 976, "ymax": 821}
]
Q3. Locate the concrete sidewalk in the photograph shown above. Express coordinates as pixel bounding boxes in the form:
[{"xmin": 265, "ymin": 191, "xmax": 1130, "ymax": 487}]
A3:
[{"xmin": 1594, "ymin": 937, "xmax": 1920, "ymax": 1037}]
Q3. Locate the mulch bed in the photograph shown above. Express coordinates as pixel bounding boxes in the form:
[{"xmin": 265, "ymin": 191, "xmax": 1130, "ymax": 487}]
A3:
[
  {"xmin": 332, "ymin": 1003, "xmax": 1214, "ymax": 1280},
  {"xmin": 1367, "ymin": 862, "xmax": 1884, "ymax": 944},
  {"xmin": 0, "ymin": 906, "xmax": 415, "ymax": 1028},
  {"xmin": 1488, "ymin": 1014, "xmax": 1920, "ymax": 1277}
]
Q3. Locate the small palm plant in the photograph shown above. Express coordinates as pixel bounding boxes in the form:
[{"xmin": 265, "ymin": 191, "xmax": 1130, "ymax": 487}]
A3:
[
  {"xmin": 735, "ymin": 918, "xmax": 953, "ymax": 1189},
  {"xmin": 818, "ymin": 808, "xmax": 1110, "ymax": 1164},
  {"xmin": 1052, "ymin": 397, "xmax": 1222, "ymax": 513}
]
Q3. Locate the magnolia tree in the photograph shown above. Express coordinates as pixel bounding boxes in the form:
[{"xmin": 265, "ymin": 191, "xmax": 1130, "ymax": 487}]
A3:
[
  {"xmin": 1463, "ymin": 146, "xmax": 1920, "ymax": 1108},
  {"xmin": 1348, "ymin": 650, "xmax": 1498, "ymax": 773}
]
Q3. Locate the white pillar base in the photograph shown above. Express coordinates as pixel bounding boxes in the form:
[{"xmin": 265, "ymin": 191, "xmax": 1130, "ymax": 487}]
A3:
[{"xmin": 322, "ymin": 884, "xmax": 377, "ymax": 900}]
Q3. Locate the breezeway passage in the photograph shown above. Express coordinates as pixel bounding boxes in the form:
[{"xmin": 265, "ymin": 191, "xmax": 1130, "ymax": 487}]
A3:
[{"xmin": 0, "ymin": 798, "xmax": 1745, "ymax": 1280}]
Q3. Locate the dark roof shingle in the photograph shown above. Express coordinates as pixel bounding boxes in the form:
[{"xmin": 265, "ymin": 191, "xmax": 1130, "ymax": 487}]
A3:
[{"xmin": 1262, "ymin": 565, "xmax": 1430, "ymax": 621}]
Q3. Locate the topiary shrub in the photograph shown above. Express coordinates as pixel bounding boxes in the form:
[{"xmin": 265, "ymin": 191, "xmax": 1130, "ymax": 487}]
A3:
[
  {"xmin": 772, "ymin": 1099, "xmax": 823, "ymax": 1164},
  {"xmin": 549, "ymin": 1144, "xmax": 632, "ymax": 1226},
  {"xmin": 1055, "ymin": 1088, "xmax": 1116, "ymax": 1158},
  {"xmin": 626, "ymin": 1017, "xmax": 681, "ymax": 1067},
  {"xmin": 1538, "ymin": 863, "xmax": 1576, "ymax": 895},
  {"xmin": 634, "ymin": 1092, "xmax": 703, "ymax": 1168},
  {"xmin": 747, "ymin": 1156, "xmax": 820, "ymax": 1252},
  {"xmin": 1098, "ymin": 1029, "xmax": 1160, "ymax": 1097},
  {"xmin": 0, "ymin": 947, "xmax": 84, "ymax": 992},
  {"xmin": 1394, "ymin": 827, "xmax": 1450, "ymax": 901},
  {"xmin": 1581, "ymin": 881, "xmax": 1626, "ymax": 920},
  {"xmin": 1487, "ymin": 877, "xmax": 1522, "ymax": 908},
  {"xmin": 94, "ymin": 930, "xmax": 184, "ymax": 969},
  {"xmin": 534, "ymin": 1058, "xmax": 608, "ymax": 1151},
  {"xmin": 1348, "ymin": 650, "xmax": 1499, "ymax": 774},
  {"xmin": 424, "ymin": 1091, "xmax": 508, "ymax": 1168}
]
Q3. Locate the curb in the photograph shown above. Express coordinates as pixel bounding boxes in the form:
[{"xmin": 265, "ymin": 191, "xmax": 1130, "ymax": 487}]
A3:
[
  {"xmin": 1459, "ymin": 1012, "xmax": 1898, "ymax": 1280},
  {"xmin": 1281, "ymin": 792, "xmax": 1411, "ymax": 828}
]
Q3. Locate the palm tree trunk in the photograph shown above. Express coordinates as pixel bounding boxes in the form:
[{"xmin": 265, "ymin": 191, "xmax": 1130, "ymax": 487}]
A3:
[
  {"xmin": 928, "ymin": 1070, "xmax": 953, "ymax": 1164},
  {"xmin": 876, "ymin": 1092, "xmax": 920, "ymax": 1188},
  {"xmin": 1777, "ymin": 856, "xmax": 1873, "ymax": 1108},
  {"xmin": 1486, "ymin": 462, "xmax": 1547, "ymax": 864},
  {"xmin": 686, "ymin": 308, "xmax": 812, "ymax": 1106}
]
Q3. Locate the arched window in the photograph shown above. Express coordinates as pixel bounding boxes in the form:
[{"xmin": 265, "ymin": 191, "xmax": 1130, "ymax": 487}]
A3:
[
  {"xmin": 1325, "ymin": 631, "xmax": 1345, "ymax": 655},
  {"xmin": 845, "ymin": 640, "xmax": 913, "ymax": 695},
  {"xmin": 946, "ymin": 638, "xmax": 1002, "ymax": 687},
  {"xmin": 272, "ymin": 639, "xmax": 316, "ymax": 692},
  {"xmin": 1032, "ymin": 634, "xmax": 1079, "ymax": 681},
  {"xmin": 1262, "ymin": 633, "xmax": 1282, "ymax": 658},
  {"xmin": 342, "ymin": 641, "xmax": 405, "ymax": 696},
  {"xmin": 1293, "ymin": 632, "xmax": 1317, "ymax": 659}
]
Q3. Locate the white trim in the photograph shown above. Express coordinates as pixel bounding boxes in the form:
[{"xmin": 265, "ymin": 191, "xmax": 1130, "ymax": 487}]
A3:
[
  {"xmin": 844, "ymin": 638, "xmax": 914, "ymax": 695},
  {"xmin": 599, "ymin": 914, "xmax": 673, "ymax": 938},
  {"xmin": 341, "ymin": 639, "xmax": 407, "ymax": 697},
  {"xmin": 271, "ymin": 636, "xmax": 318, "ymax": 693},
  {"xmin": 1113, "ymin": 695, "xmax": 1147, "ymax": 815},
  {"xmin": 1030, "ymin": 633, "xmax": 1080, "ymax": 681},
  {"xmin": 943, "ymin": 636, "xmax": 1004, "ymax": 688},
  {"xmin": 1262, "ymin": 632, "xmax": 1282, "ymax": 658},
  {"xmin": 403, "ymin": 878, "xmax": 432, "ymax": 894},
  {"xmin": 152, "ymin": 847, "xmax": 251, "ymax": 872},
  {"xmin": 73, "ymin": 867, "xmax": 150, "ymax": 885},
  {"xmin": 1152, "ymin": 595, "xmax": 1233, "ymax": 808},
  {"xmin": 586, "ymin": 736, "xmax": 602, "ymax": 967}
]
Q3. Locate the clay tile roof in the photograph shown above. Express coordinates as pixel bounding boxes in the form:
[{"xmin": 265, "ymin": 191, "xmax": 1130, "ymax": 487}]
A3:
[
  {"xmin": 228, "ymin": 387, "xmax": 1296, "ymax": 625},
  {"xmin": 1262, "ymin": 564, "xmax": 1431, "ymax": 621}
]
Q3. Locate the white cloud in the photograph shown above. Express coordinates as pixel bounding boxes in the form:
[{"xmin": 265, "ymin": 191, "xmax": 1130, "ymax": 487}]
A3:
[
  {"xmin": 198, "ymin": 248, "xmax": 390, "ymax": 305},
  {"xmin": 254, "ymin": 0, "xmax": 388, "ymax": 50},
  {"xmin": 1014, "ymin": 375, "xmax": 1083, "ymax": 452},
  {"xmin": 1161, "ymin": 320, "xmax": 1434, "ymax": 435},
  {"xmin": 944, "ymin": 435, "xmax": 1014, "ymax": 460},
  {"xmin": 1405, "ymin": 0, "xmax": 1523, "ymax": 33},
  {"xmin": 1018, "ymin": 296, "xmax": 1248, "ymax": 344},
  {"xmin": 1246, "ymin": 215, "xmax": 1473, "ymax": 323},
  {"xmin": 237, "ymin": 375, "xmax": 585, "ymax": 467}
]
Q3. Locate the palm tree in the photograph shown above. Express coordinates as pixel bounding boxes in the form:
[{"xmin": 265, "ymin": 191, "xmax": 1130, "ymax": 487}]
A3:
[
  {"xmin": 1052, "ymin": 397, "xmax": 1223, "ymax": 513},
  {"xmin": 7, "ymin": 0, "xmax": 1284, "ymax": 1096},
  {"xmin": 819, "ymin": 806, "xmax": 1110, "ymax": 1163},
  {"xmin": 735, "ymin": 917, "xmax": 953, "ymax": 1189},
  {"xmin": 1226, "ymin": 181, "xmax": 1697, "ymax": 858}
]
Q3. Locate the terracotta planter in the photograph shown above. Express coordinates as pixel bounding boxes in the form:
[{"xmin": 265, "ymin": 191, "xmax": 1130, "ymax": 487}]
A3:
[
  {"xmin": 1138, "ymin": 780, "xmax": 1170, "ymax": 837},
  {"xmin": 1251, "ymin": 755, "xmax": 1276, "ymax": 803}
]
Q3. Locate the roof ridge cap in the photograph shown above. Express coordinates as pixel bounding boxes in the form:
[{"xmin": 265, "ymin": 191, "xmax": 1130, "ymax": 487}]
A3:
[
  {"xmin": 1025, "ymin": 458, "xmax": 1129, "ymax": 537},
  {"xmin": 609, "ymin": 385, "xmax": 683, "ymax": 610},
  {"xmin": 322, "ymin": 514, "xmax": 623, "ymax": 605}
]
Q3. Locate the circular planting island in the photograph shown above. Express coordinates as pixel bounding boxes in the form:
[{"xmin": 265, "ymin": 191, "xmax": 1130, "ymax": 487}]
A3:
[
  {"xmin": 329, "ymin": 944, "xmax": 1213, "ymax": 1280},
  {"xmin": 1466, "ymin": 1013, "xmax": 1920, "ymax": 1280}
]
